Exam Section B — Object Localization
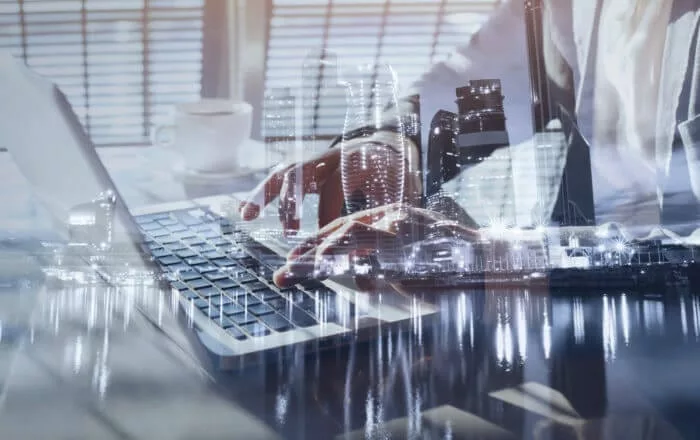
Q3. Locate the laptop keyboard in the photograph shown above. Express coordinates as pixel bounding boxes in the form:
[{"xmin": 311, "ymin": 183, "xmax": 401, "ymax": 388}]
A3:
[{"xmin": 135, "ymin": 209, "xmax": 355, "ymax": 342}]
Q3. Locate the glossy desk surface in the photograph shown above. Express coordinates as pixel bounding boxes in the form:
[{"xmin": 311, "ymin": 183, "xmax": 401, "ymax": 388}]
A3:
[{"xmin": 1, "ymin": 148, "xmax": 700, "ymax": 440}]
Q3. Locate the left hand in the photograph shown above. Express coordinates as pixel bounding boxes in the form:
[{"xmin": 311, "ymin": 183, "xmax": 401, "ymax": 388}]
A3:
[{"xmin": 272, "ymin": 203, "xmax": 479, "ymax": 290}]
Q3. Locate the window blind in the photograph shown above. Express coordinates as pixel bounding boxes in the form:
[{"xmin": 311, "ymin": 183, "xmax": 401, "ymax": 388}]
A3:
[
  {"xmin": 0, "ymin": 0, "xmax": 204, "ymax": 146},
  {"xmin": 263, "ymin": 0, "xmax": 501, "ymax": 141}
]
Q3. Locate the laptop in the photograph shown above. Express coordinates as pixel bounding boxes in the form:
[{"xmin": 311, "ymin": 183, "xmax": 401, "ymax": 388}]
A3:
[{"xmin": 0, "ymin": 53, "xmax": 437, "ymax": 369}]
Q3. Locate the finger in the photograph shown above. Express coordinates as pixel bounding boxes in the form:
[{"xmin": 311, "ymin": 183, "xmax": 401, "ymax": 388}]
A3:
[
  {"xmin": 274, "ymin": 221, "xmax": 395, "ymax": 287},
  {"xmin": 318, "ymin": 167, "xmax": 343, "ymax": 229},
  {"xmin": 287, "ymin": 205, "xmax": 397, "ymax": 260},
  {"xmin": 315, "ymin": 220, "xmax": 396, "ymax": 261},
  {"xmin": 239, "ymin": 164, "xmax": 289, "ymax": 220},
  {"xmin": 240, "ymin": 148, "xmax": 340, "ymax": 221},
  {"xmin": 279, "ymin": 166, "xmax": 302, "ymax": 234},
  {"xmin": 273, "ymin": 249, "xmax": 319, "ymax": 287}
]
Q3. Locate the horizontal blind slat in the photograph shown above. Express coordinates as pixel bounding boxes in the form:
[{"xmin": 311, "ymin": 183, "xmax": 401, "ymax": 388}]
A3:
[
  {"xmin": 3, "ymin": 0, "xmax": 205, "ymax": 146},
  {"xmin": 264, "ymin": 0, "xmax": 499, "ymax": 140}
]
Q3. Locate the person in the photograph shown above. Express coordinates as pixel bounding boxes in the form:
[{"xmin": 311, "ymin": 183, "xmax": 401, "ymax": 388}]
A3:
[{"xmin": 239, "ymin": 0, "xmax": 700, "ymax": 289}]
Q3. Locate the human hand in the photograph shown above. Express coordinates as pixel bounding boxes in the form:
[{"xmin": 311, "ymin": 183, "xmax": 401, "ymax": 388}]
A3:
[
  {"xmin": 272, "ymin": 203, "xmax": 479, "ymax": 290},
  {"xmin": 238, "ymin": 136, "xmax": 421, "ymax": 235}
]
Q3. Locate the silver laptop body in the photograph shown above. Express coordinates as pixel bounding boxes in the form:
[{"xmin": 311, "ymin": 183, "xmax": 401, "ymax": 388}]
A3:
[{"xmin": 0, "ymin": 53, "xmax": 437, "ymax": 369}]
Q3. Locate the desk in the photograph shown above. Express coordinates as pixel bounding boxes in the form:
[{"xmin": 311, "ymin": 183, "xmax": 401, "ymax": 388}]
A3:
[{"xmin": 1, "ymin": 147, "xmax": 700, "ymax": 439}]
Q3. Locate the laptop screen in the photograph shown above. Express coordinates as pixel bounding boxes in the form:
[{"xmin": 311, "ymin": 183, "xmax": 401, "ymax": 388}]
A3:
[{"xmin": 0, "ymin": 53, "xmax": 153, "ymax": 267}]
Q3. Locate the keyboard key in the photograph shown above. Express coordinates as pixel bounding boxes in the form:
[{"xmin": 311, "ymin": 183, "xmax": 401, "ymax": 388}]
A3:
[
  {"xmin": 201, "ymin": 230, "xmax": 220, "ymax": 239},
  {"xmin": 259, "ymin": 313, "xmax": 292, "ymax": 332},
  {"xmin": 183, "ymin": 237, "xmax": 206, "ymax": 247},
  {"xmin": 215, "ymin": 278, "xmax": 239, "ymax": 289},
  {"xmin": 171, "ymin": 281, "xmax": 188, "ymax": 291},
  {"xmin": 175, "ymin": 232, "xmax": 197, "ymax": 241},
  {"xmin": 185, "ymin": 257, "xmax": 208, "ymax": 266},
  {"xmin": 210, "ymin": 238, "xmax": 231, "ymax": 247},
  {"xmin": 150, "ymin": 229, "xmax": 170, "ymax": 238},
  {"xmin": 221, "ymin": 303, "xmax": 245, "ymax": 315},
  {"xmin": 197, "ymin": 287, "xmax": 220, "ymax": 298},
  {"xmin": 195, "ymin": 264, "xmax": 219, "ymax": 274},
  {"xmin": 298, "ymin": 296, "xmax": 318, "ymax": 315},
  {"xmin": 158, "ymin": 256, "xmax": 181, "ymax": 266},
  {"xmin": 212, "ymin": 295, "xmax": 234, "ymax": 306},
  {"xmin": 136, "ymin": 213, "xmax": 170, "ymax": 224},
  {"xmin": 248, "ymin": 303, "xmax": 274, "ymax": 316},
  {"xmin": 217, "ymin": 242, "xmax": 234, "ymax": 251},
  {"xmin": 259, "ymin": 289, "xmax": 282, "ymax": 301},
  {"xmin": 176, "ymin": 249, "xmax": 198, "ymax": 259},
  {"xmin": 177, "ymin": 211, "xmax": 204, "ymax": 226},
  {"xmin": 235, "ymin": 274, "xmax": 257, "ymax": 284},
  {"xmin": 238, "ymin": 257, "xmax": 260, "ymax": 269},
  {"xmin": 150, "ymin": 248, "xmax": 172, "ymax": 258},
  {"xmin": 178, "ymin": 271, "xmax": 201, "ymax": 282},
  {"xmin": 203, "ymin": 251, "xmax": 226, "ymax": 260},
  {"xmin": 226, "ymin": 327, "xmax": 247, "ymax": 341},
  {"xmin": 287, "ymin": 288, "xmax": 308, "ymax": 305},
  {"xmin": 201, "ymin": 306, "xmax": 220, "ymax": 319},
  {"xmin": 267, "ymin": 298, "xmax": 288, "ymax": 311},
  {"xmin": 238, "ymin": 294, "xmax": 261, "ymax": 307},
  {"xmin": 166, "ymin": 225, "xmax": 188, "ymax": 233},
  {"xmin": 190, "ymin": 298, "xmax": 209, "ymax": 309},
  {"xmin": 245, "ymin": 280, "xmax": 269, "ymax": 292},
  {"xmin": 189, "ymin": 279, "xmax": 212, "ymax": 290},
  {"xmin": 223, "ymin": 287, "xmax": 247, "ymax": 298},
  {"xmin": 166, "ymin": 263, "xmax": 190, "ymax": 273},
  {"xmin": 157, "ymin": 218, "xmax": 178, "ymax": 227},
  {"xmin": 214, "ymin": 258, "xmax": 237, "ymax": 267},
  {"xmin": 164, "ymin": 244, "xmax": 188, "ymax": 253},
  {"xmin": 279, "ymin": 307, "xmax": 317, "ymax": 328},
  {"xmin": 140, "ymin": 222, "xmax": 162, "ymax": 232},
  {"xmin": 228, "ymin": 248, "xmax": 248, "ymax": 259},
  {"xmin": 205, "ymin": 272, "xmax": 229, "ymax": 282},
  {"xmin": 215, "ymin": 316, "xmax": 235, "ymax": 329},
  {"xmin": 241, "ymin": 322, "xmax": 271, "ymax": 337},
  {"xmin": 180, "ymin": 290, "xmax": 199, "ymax": 300},
  {"xmin": 245, "ymin": 281, "xmax": 269, "ymax": 292},
  {"xmin": 192, "ymin": 244, "xmax": 216, "ymax": 253},
  {"xmin": 230, "ymin": 312, "xmax": 257, "ymax": 326}
]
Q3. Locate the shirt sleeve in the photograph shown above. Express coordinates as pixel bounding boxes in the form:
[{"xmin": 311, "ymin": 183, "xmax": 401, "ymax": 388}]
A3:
[{"xmin": 334, "ymin": 0, "xmax": 534, "ymax": 155}]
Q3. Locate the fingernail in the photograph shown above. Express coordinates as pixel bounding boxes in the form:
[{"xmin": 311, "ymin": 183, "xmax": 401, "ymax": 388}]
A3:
[
  {"xmin": 241, "ymin": 204, "xmax": 260, "ymax": 220},
  {"xmin": 273, "ymin": 266, "xmax": 302, "ymax": 287},
  {"xmin": 284, "ymin": 219, "xmax": 300, "ymax": 237}
]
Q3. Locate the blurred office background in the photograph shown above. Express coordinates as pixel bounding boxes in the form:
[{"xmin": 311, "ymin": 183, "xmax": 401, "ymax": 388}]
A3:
[{"xmin": 0, "ymin": 0, "xmax": 500, "ymax": 148}]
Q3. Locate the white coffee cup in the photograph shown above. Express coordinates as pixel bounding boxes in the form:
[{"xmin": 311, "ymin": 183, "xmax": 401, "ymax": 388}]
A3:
[{"xmin": 151, "ymin": 99, "xmax": 253, "ymax": 173}]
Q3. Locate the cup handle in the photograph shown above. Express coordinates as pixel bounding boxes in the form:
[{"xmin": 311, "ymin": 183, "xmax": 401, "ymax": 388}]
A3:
[{"xmin": 150, "ymin": 124, "xmax": 175, "ymax": 146}]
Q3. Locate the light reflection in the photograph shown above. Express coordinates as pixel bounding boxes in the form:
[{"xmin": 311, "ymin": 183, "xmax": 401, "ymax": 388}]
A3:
[
  {"xmin": 275, "ymin": 391, "xmax": 288, "ymax": 426},
  {"xmin": 642, "ymin": 300, "xmax": 665, "ymax": 334},
  {"xmin": 516, "ymin": 297, "xmax": 527, "ymax": 362},
  {"xmin": 603, "ymin": 296, "xmax": 617, "ymax": 361},
  {"xmin": 542, "ymin": 309, "xmax": 551, "ymax": 360},
  {"xmin": 495, "ymin": 312, "xmax": 514, "ymax": 368},
  {"xmin": 681, "ymin": 296, "xmax": 689, "ymax": 338},
  {"xmin": 621, "ymin": 294, "xmax": 630, "ymax": 346},
  {"xmin": 573, "ymin": 298, "xmax": 585, "ymax": 344},
  {"xmin": 456, "ymin": 294, "xmax": 468, "ymax": 351},
  {"xmin": 72, "ymin": 336, "xmax": 83, "ymax": 374},
  {"xmin": 693, "ymin": 296, "xmax": 700, "ymax": 340}
]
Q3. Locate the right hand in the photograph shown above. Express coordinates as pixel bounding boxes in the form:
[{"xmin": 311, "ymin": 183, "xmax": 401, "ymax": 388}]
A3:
[
  {"xmin": 238, "ymin": 139, "xmax": 421, "ymax": 235},
  {"xmin": 272, "ymin": 203, "xmax": 480, "ymax": 290}
]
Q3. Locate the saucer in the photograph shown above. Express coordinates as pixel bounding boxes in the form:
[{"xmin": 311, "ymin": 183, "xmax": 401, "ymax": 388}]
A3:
[{"xmin": 172, "ymin": 162, "xmax": 259, "ymax": 184}]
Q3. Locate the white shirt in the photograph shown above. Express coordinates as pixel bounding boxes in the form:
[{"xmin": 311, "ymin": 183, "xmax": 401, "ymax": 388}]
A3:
[{"xmin": 591, "ymin": 0, "xmax": 673, "ymax": 226}]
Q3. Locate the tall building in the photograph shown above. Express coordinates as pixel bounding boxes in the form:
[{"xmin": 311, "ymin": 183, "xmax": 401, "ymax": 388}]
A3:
[
  {"xmin": 443, "ymin": 148, "xmax": 517, "ymax": 228},
  {"xmin": 525, "ymin": 0, "xmax": 596, "ymax": 227}
]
